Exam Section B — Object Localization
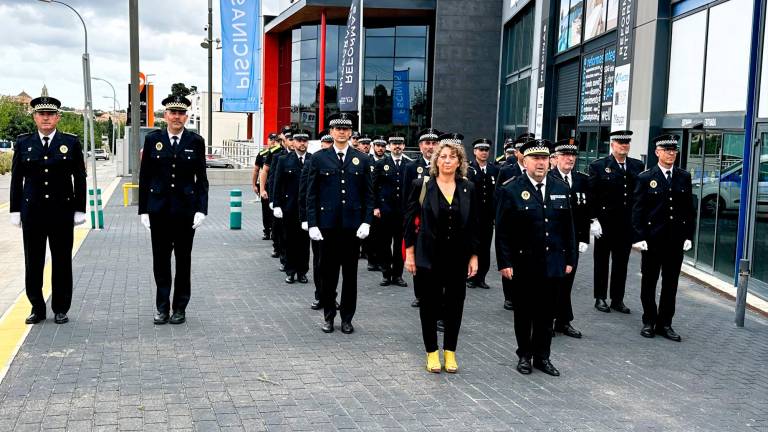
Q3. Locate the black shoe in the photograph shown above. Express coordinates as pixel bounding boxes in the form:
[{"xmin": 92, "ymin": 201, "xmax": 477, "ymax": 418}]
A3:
[
  {"xmin": 298, "ymin": 274, "xmax": 308, "ymax": 284},
  {"xmin": 533, "ymin": 358, "xmax": 560, "ymax": 376},
  {"xmin": 656, "ymin": 326, "xmax": 682, "ymax": 342},
  {"xmin": 554, "ymin": 323, "xmax": 582, "ymax": 338},
  {"xmin": 610, "ymin": 301, "xmax": 631, "ymax": 314},
  {"xmin": 279, "ymin": 264, "xmax": 286, "ymax": 272},
  {"xmin": 262, "ymin": 233, "xmax": 271, "ymax": 240},
  {"xmin": 284, "ymin": 274, "xmax": 296, "ymax": 284},
  {"xmin": 436, "ymin": 320, "xmax": 445, "ymax": 332},
  {"xmin": 392, "ymin": 277, "xmax": 407, "ymax": 287},
  {"xmin": 321, "ymin": 320, "xmax": 334, "ymax": 333},
  {"xmin": 54, "ymin": 313, "xmax": 69, "ymax": 324},
  {"xmin": 503, "ymin": 300, "xmax": 514, "ymax": 311},
  {"xmin": 25, "ymin": 312, "xmax": 45, "ymax": 324},
  {"xmin": 640, "ymin": 324, "xmax": 655, "ymax": 338},
  {"xmin": 367, "ymin": 264, "xmax": 381, "ymax": 272},
  {"xmin": 310, "ymin": 300, "xmax": 322, "ymax": 310},
  {"xmin": 341, "ymin": 322, "xmax": 354, "ymax": 334},
  {"xmin": 411, "ymin": 298, "xmax": 420, "ymax": 308},
  {"xmin": 270, "ymin": 250, "xmax": 279, "ymax": 258},
  {"xmin": 476, "ymin": 281, "xmax": 490, "ymax": 289},
  {"xmin": 154, "ymin": 312, "xmax": 169, "ymax": 325},
  {"xmin": 466, "ymin": 280, "xmax": 477, "ymax": 289},
  {"xmin": 595, "ymin": 299, "xmax": 610, "ymax": 313},
  {"xmin": 169, "ymin": 311, "xmax": 186, "ymax": 324},
  {"xmin": 379, "ymin": 277, "xmax": 391, "ymax": 286},
  {"xmin": 516, "ymin": 357, "xmax": 532, "ymax": 375}
]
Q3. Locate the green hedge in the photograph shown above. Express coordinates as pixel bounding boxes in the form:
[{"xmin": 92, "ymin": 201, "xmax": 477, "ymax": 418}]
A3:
[{"xmin": 0, "ymin": 151, "xmax": 11, "ymax": 175}]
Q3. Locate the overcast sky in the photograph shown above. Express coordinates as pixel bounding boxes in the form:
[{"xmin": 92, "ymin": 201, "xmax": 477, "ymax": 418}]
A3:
[{"xmin": 0, "ymin": 0, "xmax": 227, "ymax": 112}]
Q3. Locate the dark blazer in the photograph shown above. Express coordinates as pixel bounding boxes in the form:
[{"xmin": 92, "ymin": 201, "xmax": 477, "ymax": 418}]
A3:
[
  {"xmin": 403, "ymin": 176, "xmax": 480, "ymax": 270},
  {"xmin": 495, "ymin": 175, "xmax": 576, "ymax": 278},
  {"xmin": 10, "ymin": 131, "xmax": 87, "ymax": 220},
  {"xmin": 631, "ymin": 165, "xmax": 696, "ymax": 243},
  {"xmin": 373, "ymin": 155, "xmax": 408, "ymax": 216},
  {"xmin": 298, "ymin": 154, "xmax": 312, "ymax": 223},
  {"xmin": 496, "ymin": 162, "xmax": 523, "ymax": 188},
  {"xmin": 549, "ymin": 169, "xmax": 591, "ymax": 244},
  {"xmin": 402, "ymin": 156, "xmax": 430, "ymax": 207},
  {"xmin": 138, "ymin": 128, "xmax": 209, "ymax": 216},
  {"xmin": 467, "ymin": 161, "xmax": 499, "ymax": 222},
  {"xmin": 587, "ymin": 154, "xmax": 644, "ymax": 238},
  {"xmin": 306, "ymin": 146, "xmax": 374, "ymax": 230},
  {"xmin": 267, "ymin": 147, "xmax": 288, "ymax": 203},
  {"xmin": 273, "ymin": 151, "xmax": 311, "ymax": 221}
]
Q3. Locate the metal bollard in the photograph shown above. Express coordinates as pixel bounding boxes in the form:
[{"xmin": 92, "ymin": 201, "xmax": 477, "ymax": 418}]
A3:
[
  {"xmin": 88, "ymin": 188, "xmax": 104, "ymax": 229},
  {"xmin": 230, "ymin": 189, "xmax": 242, "ymax": 230}
]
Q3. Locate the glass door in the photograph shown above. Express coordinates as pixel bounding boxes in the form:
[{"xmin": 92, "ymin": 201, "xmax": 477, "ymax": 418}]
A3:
[
  {"xmin": 749, "ymin": 127, "xmax": 768, "ymax": 295},
  {"xmin": 686, "ymin": 131, "xmax": 723, "ymax": 269}
]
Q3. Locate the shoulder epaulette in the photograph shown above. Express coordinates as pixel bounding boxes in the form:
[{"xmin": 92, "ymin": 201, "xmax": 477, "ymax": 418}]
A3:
[
  {"xmin": 259, "ymin": 149, "xmax": 270, "ymax": 156},
  {"xmin": 495, "ymin": 155, "xmax": 504, "ymax": 162},
  {"xmin": 502, "ymin": 176, "xmax": 516, "ymax": 186},
  {"xmin": 62, "ymin": 131, "xmax": 77, "ymax": 137},
  {"xmin": 269, "ymin": 145, "xmax": 281, "ymax": 153}
]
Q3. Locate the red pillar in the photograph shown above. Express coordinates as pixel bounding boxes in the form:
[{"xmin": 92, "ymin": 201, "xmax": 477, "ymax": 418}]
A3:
[
  {"xmin": 263, "ymin": 33, "xmax": 280, "ymax": 144},
  {"xmin": 318, "ymin": 10, "xmax": 327, "ymax": 133},
  {"xmin": 246, "ymin": 113, "xmax": 253, "ymax": 139}
]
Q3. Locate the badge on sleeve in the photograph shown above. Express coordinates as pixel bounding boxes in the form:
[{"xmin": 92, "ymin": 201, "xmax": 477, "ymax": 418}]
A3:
[
  {"xmin": 384, "ymin": 165, "xmax": 390, "ymax": 171},
  {"xmin": 155, "ymin": 142, "xmax": 163, "ymax": 151},
  {"xmin": 605, "ymin": 167, "xmax": 611, "ymax": 173},
  {"xmin": 650, "ymin": 180, "xmax": 658, "ymax": 189},
  {"xmin": 59, "ymin": 145, "xmax": 68, "ymax": 154},
  {"xmin": 352, "ymin": 157, "xmax": 360, "ymax": 166},
  {"xmin": 521, "ymin": 191, "xmax": 530, "ymax": 200},
  {"xmin": 417, "ymin": 166, "xmax": 424, "ymax": 174}
]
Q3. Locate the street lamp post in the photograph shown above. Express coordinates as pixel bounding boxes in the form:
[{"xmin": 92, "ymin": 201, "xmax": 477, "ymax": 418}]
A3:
[
  {"xmin": 38, "ymin": 0, "xmax": 101, "ymax": 229},
  {"xmin": 102, "ymin": 96, "xmax": 117, "ymax": 152},
  {"xmin": 93, "ymin": 77, "xmax": 117, "ymax": 152}
]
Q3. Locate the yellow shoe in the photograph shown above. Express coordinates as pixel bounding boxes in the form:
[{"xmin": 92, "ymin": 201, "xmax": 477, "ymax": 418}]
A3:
[
  {"xmin": 444, "ymin": 350, "xmax": 458, "ymax": 373},
  {"xmin": 426, "ymin": 351, "xmax": 441, "ymax": 373}
]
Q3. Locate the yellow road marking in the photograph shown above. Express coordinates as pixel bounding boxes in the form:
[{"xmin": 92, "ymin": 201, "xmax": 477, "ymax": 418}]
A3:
[{"xmin": 0, "ymin": 202, "xmax": 9, "ymax": 211}]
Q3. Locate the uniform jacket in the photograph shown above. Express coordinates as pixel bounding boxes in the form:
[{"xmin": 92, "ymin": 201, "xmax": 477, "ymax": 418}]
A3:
[
  {"xmin": 273, "ymin": 152, "xmax": 312, "ymax": 221},
  {"xmin": 373, "ymin": 155, "xmax": 408, "ymax": 217},
  {"xmin": 587, "ymin": 154, "xmax": 644, "ymax": 235},
  {"xmin": 306, "ymin": 146, "xmax": 374, "ymax": 230},
  {"xmin": 495, "ymin": 174, "xmax": 576, "ymax": 278},
  {"xmin": 497, "ymin": 162, "xmax": 523, "ymax": 188},
  {"xmin": 403, "ymin": 176, "xmax": 480, "ymax": 270},
  {"xmin": 467, "ymin": 161, "xmax": 499, "ymax": 223},
  {"xmin": 10, "ymin": 131, "xmax": 87, "ymax": 220},
  {"xmin": 631, "ymin": 165, "xmax": 696, "ymax": 244},
  {"xmin": 549, "ymin": 169, "xmax": 591, "ymax": 244},
  {"xmin": 138, "ymin": 128, "xmax": 209, "ymax": 216},
  {"xmin": 298, "ymin": 155, "xmax": 312, "ymax": 224},
  {"xmin": 267, "ymin": 146, "xmax": 288, "ymax": 203},
  {"xmin": 402, "ymin": 156, "xmax": 430, "ymax": 207}
]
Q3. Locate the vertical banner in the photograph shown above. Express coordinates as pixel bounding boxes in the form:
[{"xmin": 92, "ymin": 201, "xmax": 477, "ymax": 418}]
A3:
[
  {"xmin": 338, "ymin": 0, "xmax": 362, "ymax": 112},
  {"xmin": 220, "ymin": 0, "xmax": 260, "ymax": 112},
  {"xmin": 601, "ymin": 47, "xmax": 616, "ymax": 123},
  {"xmin": 392, "ymin": 69, "xmax": 410, "ymax": 125},
  {"xmin": 579, "ymin": 50, "xmax": 604, "ymax": 125},
  {"xmin": 610, "ymin": 0, "xmax": 636, "ymax": 131},
  {"xmin": 534, "ymin": 4, "xmax": 550, "ymax": 139}
]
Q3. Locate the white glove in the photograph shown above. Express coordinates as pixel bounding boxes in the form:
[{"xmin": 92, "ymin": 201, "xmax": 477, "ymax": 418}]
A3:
[
  {"xmin": 74, "ymin": 212, "xmax": 87, "ymax": 226},
  {"xmin": 633, "ymin": 241, "xmax": 648, "ymax": 251},
  {"xmin": 140, "ymin": 214, "xmax": 151, "ymax": 230},
  {"xmin": 683, "ymin": 239, "xmax": 692, "ymax": 251},
  {"xmin": 356, "ymin": 223, "xmax": 370, "ymax": 240},
  {"xmin": 301, "ymin": 221, "xmax": 308, "ymax": 231},
  {"xmin": 578, "ymin": 242, "xmax": 588, "ymax": 253},
  {"xmin": 590, "ymin": 219, "xmax": 603, "ymax": 239},
  {"xmin": 269, "ymin": 202, "xmax": 274, "ymax": 210},
  {"xmin": 10, "ymin": 212, "xmax": 21, "ymax": 228},
  {"xmin": 309, "ymin": 227, "xmax": 323, "ymax": 241},
  {"xmin": 273, "ymin": 207, "xmax": 283, "ymax": 219},
  {"xmin": 192, "ymin": 212, "xmax": 206, "ymax": 229}
]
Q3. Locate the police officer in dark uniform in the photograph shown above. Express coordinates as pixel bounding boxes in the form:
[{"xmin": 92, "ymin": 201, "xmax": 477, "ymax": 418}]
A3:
[
  {"xmin": 267, "ymin": 129, "xmax": 291, "ymax": 266},
  {"xmin": 588, "ymin": 130, "xmax": 644, "ymax": 314},
  {"xmin": 138, "ymin": 95, "xmax": 209, "ymax": 325},
  {"xmin": 466, "ymin": 138, "xmax": 498, "ymax": 289},
  {"xmin": 259, "ymin": 131, "xmax": 285, "ymax": 255},
  {"xmin": 373, "ymin": 132, "xmax": 409, "ymax": 287},
  {"xmin": 306, "ymin": 113, "xmax": 374, "ymax": 334},
  {"xmin": 631, "ymin": 135, "xmax": 695, "ymax": 342},
  {"xmin": 10, "ymin": 94, "xmax": 87, "ymax": 325},
  {"xmin": 549, "ymin": 140, "xmax": 591, "ymax": 338},
  {"xmin": 254, "ymin": 133, "xmax": 277, "ymax": 240},
  {"xmin": 496, "ymin": 139, "xmax": 576, "ymax": 377},
  {"xmin": 403, "ymin": 128, "xmax": 440, "ymax": 307},
  {"xmin": 273, "ymin": 129, "xmax": 312, "ymax": 284}
]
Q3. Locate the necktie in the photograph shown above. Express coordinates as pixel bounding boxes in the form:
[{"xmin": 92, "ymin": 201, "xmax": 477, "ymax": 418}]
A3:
[
  {"xmin": 299, "ymin": 156, "xmax": 304, "ymax": 167},
  {"xmin": 564, "ymin": 174, "xmax": 570, "ymax": 187},
  {"xmin": 337, "ymin": 152, "xmax": 344, "ymax": 165},
  {"xmin": 666, "ymin": 170, "xmax": 672, "ymax": 182},
  {"xmin": 42, "ymin": 136, "xmax": 49, "ymax": 149},
  {"xmin": 619, "ymin": 162, "xmax": 625, "ymax": 171},
  {"xmin": 536, "ymin": 183, "xmax": 544, "ymax": 201},
  {"xmin": 172, "ymin": 136, "xmax": 178, "ymax": 149},
  {"xmin": 395, "ymin": 159, "xmax": 400, "ymax": 168},
  {"xmin": 481, "ymin": 166, "xmax": 486, "ymax": 174}
]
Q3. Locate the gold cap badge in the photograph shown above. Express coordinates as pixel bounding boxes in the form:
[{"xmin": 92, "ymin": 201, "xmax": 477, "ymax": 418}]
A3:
[{"xmin": 384, "ymin": 164, "xmax": 390, "ymax": 171}]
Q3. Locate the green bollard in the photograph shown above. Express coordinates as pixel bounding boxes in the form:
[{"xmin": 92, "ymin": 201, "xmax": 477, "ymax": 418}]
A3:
[
  {"xmin": 230, "ymin": 189, "xmax": 242, "ymax": 230},
  {"xmin": 88, "ymin": 188, "xmax": 104, "ymax": 229}
]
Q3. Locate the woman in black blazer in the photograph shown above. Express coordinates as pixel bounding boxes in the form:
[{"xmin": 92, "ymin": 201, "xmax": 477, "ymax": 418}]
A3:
[{"xmin": 404, "ymin": 135, "xmax": 480, "ymax": 373}]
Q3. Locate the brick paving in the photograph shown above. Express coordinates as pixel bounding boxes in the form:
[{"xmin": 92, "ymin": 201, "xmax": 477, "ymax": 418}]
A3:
[{"xmin": 0, "ymin": 185, "xmax": 766, "ymax": 431}]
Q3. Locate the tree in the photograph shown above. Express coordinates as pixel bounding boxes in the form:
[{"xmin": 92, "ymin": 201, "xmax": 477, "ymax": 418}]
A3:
[
  {"xmin": 171, "ymin": 83, "xmax": 193, "ymax": 98},
  {"xmin": 0, "ymin": 97, "xmax": 35, "ymax": 140}
]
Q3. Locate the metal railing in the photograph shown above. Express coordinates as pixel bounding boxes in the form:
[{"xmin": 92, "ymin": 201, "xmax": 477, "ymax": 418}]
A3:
[{"xmin": 211, "ymin": 139, "xmax": 262, "ymax": 168}]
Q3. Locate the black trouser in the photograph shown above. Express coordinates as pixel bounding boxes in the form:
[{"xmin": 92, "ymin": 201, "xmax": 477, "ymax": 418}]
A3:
[
  {"xmin": 150, "ymin": 213, "xmax": 195, "ymax": 314},
  {"xmin": 22, "ymin": 209, "xmax": 75, "ymax": 315},
  {"xmin": 593, "ymin": 232, "xmax": 631, "ymax": 302},
  {"xmin": 418, "ymin": 266, "xmax": 466, "ymax": 352},
  {"xmin": 311, "ymin": 239, "xmax": 321, "ymax": 300},
  {"xmin": 364, "ymin": 218, "xmax": 379, "ymax": 265},
  {"xmin": 260, "ymin": 196, "xmax": 272, "ymax": 236},
  {"xmin": 513, "ymin": 276, "xmax": 557, "ymax": 360},
  {"xmin": 555, "ymin": 256, "xmax": 579, "ymax": 327},
  {"xmin": 379, "ymin": 213, "xmax": 404, "ymax": 280},
  {"xmin": 469, "ymin": 222, "xmax": 494, "ymax": 284},
  {"xmin": 272, "ymin": 217, "xmax": 286, "ymax": 264},
  {"xmin": 640, "ymin": 239, "xmax": 684, "ymax": 328},
  {"xmin": 502, "ymin": 277, "xmax": 513, "ymax": 303},
  {"xmin": 284, "ymin": 217, "xmax": 310, "ymax": 276},
  {"xmin": 319, "ymin": 229, "xmax": 359, "ymax": 323}
]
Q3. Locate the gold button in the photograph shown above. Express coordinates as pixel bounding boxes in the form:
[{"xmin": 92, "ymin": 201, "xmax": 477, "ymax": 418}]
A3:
[
  {"xmin": 171, "ymin": 184, "xmax": 175, "ymax": 188},
  {"xmin": 172, "ymin": 174, "xmax": 175, "ymax": 178},
  {"xmin": 45, "ymin": 169, "xmax": 49, "ymax": 173},
  {"xmin": 45, "ymin": 194, "xmax": 49, "ymax": 198},
  {"xmin": 44, "ymin": 156, "xmax": 48, "ymax": 160},
  {"xmin": 342, "ymin": 200, "xmax": 346, "ymax": 204},
  {"xmin": 44, "ymin": 181, "xmax": 48, "ymax": 185}
]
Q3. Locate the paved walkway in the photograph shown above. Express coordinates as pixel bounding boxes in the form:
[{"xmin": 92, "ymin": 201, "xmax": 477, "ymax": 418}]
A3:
[{"xmin": 0, "ymin": 185, "xmax": 766, "ymax": 432}]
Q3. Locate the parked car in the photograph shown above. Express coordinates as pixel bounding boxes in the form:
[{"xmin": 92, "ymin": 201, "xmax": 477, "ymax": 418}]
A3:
[
  {"xmin": 0, "ymin": 140, "xmax": 12, "ymax": 153},
  {"xmin": 205, "ymin": 154, "xmax": 235, "ymax": 169},
  {"xmin": 693, "ymin": 155, "xmax": 768, "ymax": 215},
  {"xmin": 93, "ymin": 148, "xmax": 109, "ymax": 160}
]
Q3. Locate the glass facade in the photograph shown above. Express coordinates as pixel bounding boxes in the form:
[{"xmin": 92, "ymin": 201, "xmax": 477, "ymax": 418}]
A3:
[
  {"xmin": 281, "ymin": 23, "xmax": 431, "ymax": 143},
  {"xmin": 498, "ymin": 4, "xmax": 534, "ymax": 145}
]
